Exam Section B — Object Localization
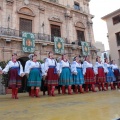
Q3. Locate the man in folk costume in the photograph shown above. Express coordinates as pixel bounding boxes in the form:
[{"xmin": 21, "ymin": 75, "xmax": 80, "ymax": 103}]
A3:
[
  {"xmin": 104, "ymin": 58, "xmax": 116, "ymax": 90},
  {"xmin": 27, "ymin": 54, "xmax": 42, "ymax": 98},
  {"xmin": 44, "ymin": 51, "xmax": 59, "ymax": 96},
  {"xmin": 110, "ymin": 60, "xmax": 120, "ymax": 89},
  {"xmin": 1, "ymin": 53, "xmax": 25, "ymax": 99},
  {"xmin": 83, "ymin": 56, "xmax": 96, "ymax": 92},
  {"xmin": 24, "ymin": 54, "xmax": 34, "ymax": 96},
  {"xmin": 94, "ymin": 57, "xmax": 107, "ymax": 91},
  {"xmin": 59, "ymin": 54, "xmax": 74, "ymax": 95},
  {"xmin": 71, "ymin": 56, "xmax": 84, "ymax": 93},
  {"xmin": 41, "ymin": 58, "xmax": 48, "ymax": 95}
]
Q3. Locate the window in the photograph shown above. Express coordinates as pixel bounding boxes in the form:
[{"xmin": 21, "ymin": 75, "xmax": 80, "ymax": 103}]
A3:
[
  {"xmin": 112, "ymin": 15, "xmax": 120, "ymax": 25},
  {"xmin": 116, "ymin": 32, "xmax": 120, "ymax": 46},
  {"xmin": 74, "ymin": 2, "xmax": 80, "ymax": 10},
  {"xmin": 51, "ymin": 24, "xmax": 61, "ymax": 42},
  {"xmin": 19, "ymin": 18, "xmax": 32, "ymax": 36},
  {"xmin": 77, "ymin": 30, "xmax": 85, "ymax": 42}
]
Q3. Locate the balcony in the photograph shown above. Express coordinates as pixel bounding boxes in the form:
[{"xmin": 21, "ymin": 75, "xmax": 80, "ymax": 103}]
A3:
[{"xmin": 0, "ymin": 27, "xmax": 69, "ymax": 44}]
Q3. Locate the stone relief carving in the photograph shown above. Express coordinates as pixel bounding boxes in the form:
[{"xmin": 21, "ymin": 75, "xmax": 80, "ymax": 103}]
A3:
[
  {"xmin": 75, "ymin": 21, "xmax": 85, "ymax": 28},
  {"xmin": 6, "ymin": 0, "xmax": 14, "ymax": 6},
  {"xmin": 49, "ymin": 16, "xmax": 62, "ymax": 23},
  {"xmin": 17, "ymin": 7, "xmax": 35, "ymax": 17}
]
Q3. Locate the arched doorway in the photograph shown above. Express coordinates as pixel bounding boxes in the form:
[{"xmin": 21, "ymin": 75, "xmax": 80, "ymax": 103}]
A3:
[{"xmin": 18, "ymin": 57, "xmax": 29, "ymax": 93}]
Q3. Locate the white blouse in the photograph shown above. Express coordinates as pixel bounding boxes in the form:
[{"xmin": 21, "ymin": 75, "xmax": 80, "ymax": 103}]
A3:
[
  {"xmin": 111, "ymin": 64, "xmax": 119, "ymax": 72},
  {"xmin": 25, "ymin": 61, "xmax": 41, "ymax": 74},
  {"xmin": 44, "ymin": 58, "xmax": 58, "ymax": 72},
  {"xmin": 71, "ymin": 61, "xmax": 83, "ymax": 74},
  {"xmin": 41, "ymin": 63, "xmax": 47, "ymax": 76},
  {"xmin": 94, "ymin": 62, "xmax": 107, "ymax": 75},
  {"xmin": 3, "ymin": 61, "xmax": 24, "ymax": 76},
  {"xmin": 58, "ymin": 60, "xmax": 70, "ymax": 73},
  {"xmin": 83, "ymin": 61, "xmax": 93, "ymax": 75},
  {"xmin": 24, "ymin": 60, "xmax": 31, "ymax": 74},
  {"xmin": 104, "ymin": 63, "xmax": 112, "ymax": 73}
]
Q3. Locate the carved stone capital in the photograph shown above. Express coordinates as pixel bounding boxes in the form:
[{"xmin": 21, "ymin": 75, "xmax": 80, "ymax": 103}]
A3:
[
  {"xmin": 6, "ymin": 0, "xmax": 14, "ymax": 6},
  {"xmin": 48, "ymin": 16, "xmax": 62, "ymax": 23}
]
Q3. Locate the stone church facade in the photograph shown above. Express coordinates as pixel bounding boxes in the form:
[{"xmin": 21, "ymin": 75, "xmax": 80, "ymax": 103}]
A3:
[{"xmin": 0, "ymin": 0, "xmax": 96, "ymax": 63}]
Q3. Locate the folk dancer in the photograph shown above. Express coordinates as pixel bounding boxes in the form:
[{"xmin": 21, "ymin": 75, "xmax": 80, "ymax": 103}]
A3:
[
  {"xmin": 111, "ymin": 60, "xmax": 120, "ymax": 89},
  {"xmin": 24, "ymin": 54, "xmax": 34, "ymax": 96},
  {"xmin": 44, "ymin": 52, "xmax": 59, "ymax": 96},
  {"xmin": 104, "ymin": 59, "xmax": 116, "ymax": 90},
  {"xmin": 27, "ymin": 54, "xmax": 42, "ymax": 97},
  {"xmin": 71, "ymin": 56, "xmax": 84, "ymax": 93},
  {"xmin": 94, "ymin": 57, "xmax": 107, "ymax": 91},
  {"xmin": 2, "ymin": 53, "xmax": 25, "ymax": 99},
  {"xmin": 83, "ymin": 56, "xmax": 96, "ymax": 92},
  {"xmin": 59, "ymin": 54, "xmax": 74, "ymax": 95}
]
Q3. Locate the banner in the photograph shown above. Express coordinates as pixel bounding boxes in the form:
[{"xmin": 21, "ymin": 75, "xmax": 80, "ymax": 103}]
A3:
[
  {"xmin": 81, "ymin": 41, "xmax": 90, "ymax": 56},
  {"xmin": 54, "ymin": 37, "xmax": 64, "ymax": 54},
  {"xmin": 22, "ymin": 32, "xmax": 35, "ymax": 53}
]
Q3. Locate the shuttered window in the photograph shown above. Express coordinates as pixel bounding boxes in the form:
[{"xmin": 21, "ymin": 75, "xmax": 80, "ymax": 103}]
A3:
[
  {"xmin": 19, "ymin": 18, "xmax": 32, "ymax": 36},
  {"xmin": 51, "ymin": 25, "xmax": 61, "ymax": 42},
  {"xmin": 77, "ymin": 30, "xmax": 85, "ymax": 42}
]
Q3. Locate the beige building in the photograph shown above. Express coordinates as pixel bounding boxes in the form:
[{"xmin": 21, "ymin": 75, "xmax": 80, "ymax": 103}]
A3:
[
  {"xmin": 95, "ymin": 41, "xmax": 105, "ymax": 52},
  {"xmin": 0, "ymin": 0, "xmax": 96, "ymax": 64},
  {"xmin": 102, "ymin": 9, "xmax": 120, "ymax": 67}
]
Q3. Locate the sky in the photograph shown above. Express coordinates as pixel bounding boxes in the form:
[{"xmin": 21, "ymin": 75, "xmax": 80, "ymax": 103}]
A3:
[{"xmin": 89, "ymin": 0, "xmax": 120, "ymax": 51}]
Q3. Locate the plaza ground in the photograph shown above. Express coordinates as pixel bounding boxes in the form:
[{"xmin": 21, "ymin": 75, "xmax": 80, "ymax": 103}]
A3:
[{"xmin": 0, "ymin": 90, "xmax": 120, "ymax": 120}]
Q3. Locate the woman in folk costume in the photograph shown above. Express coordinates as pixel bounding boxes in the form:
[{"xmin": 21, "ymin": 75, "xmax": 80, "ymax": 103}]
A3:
[
  {"xmin": 27, "ymin": 54, "xmax": 42, "ymax": 97},
  {"xmin": 71, "ymin": 56, "xmax": 84, "ymax": 93},
  {"xmin": 44, "ymin": 51, "xmax": 59, "ymax": 96},
  {"xmin": 59, "ymin": 54, "xmax": 73, "ymax": 95},
  {"xmin": 24, "ymin": 54, "xmax": 34, "ymax": 96},
  {"xmin": 83, "ymin": 56, "xmax": 96, "ymax": 92},
  {"xmin": 41, "ymin": 58, "xmax": 48, "ymax": 95},
  {"xmin": 94, "ymin": 57, "xmax": 107, "ymax": 91},
  {"xmin": 111, "ymin": 60, "xmax": 120, "ymax": 89},
  {"xmin": 104, "ymin": 58, "xmax": 116, "ymax": 90},
  {"xmin": 2, "ymin": 53, "xmax": 25, "ymax": 99}
]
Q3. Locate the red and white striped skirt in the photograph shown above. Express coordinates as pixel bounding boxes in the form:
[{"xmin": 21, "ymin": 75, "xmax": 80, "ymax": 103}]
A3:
[
  {"xmin": 46, "ymin": 67, "xmax": 58, "ymax": 86},
  {"xmin": 96, "ymin": 67, "xmax": 106, "ymax": 83},
  {"xmin": 84, "ymin": 68, "xmax": 95, "ymax": 84}
]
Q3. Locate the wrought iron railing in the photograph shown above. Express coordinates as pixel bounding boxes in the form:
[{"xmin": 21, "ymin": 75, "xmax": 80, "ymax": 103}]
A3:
[{"xmin": 0, "ymin": 27, "xmax": 69, "ymax": 44}]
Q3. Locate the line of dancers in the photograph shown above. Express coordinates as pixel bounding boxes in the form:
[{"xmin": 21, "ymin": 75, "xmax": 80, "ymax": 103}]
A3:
[{"xmin": 0, "ymin": 52, "xmax": 120, "ymax": 99}]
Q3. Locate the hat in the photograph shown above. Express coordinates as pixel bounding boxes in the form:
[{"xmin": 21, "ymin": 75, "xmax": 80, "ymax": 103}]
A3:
[
  {"xmin": 43, "ymin": 57, "xmax": 47, "ymax": 62},
  {"xmin": 28, "ymin": 54, "xmax": 34, "ymax": 60},
  {"xmin": 12, "ymin": 53, "xmax": 17, "ymax": 56}
]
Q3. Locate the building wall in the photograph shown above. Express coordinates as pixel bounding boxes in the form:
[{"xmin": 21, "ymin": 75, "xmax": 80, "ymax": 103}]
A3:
[
  {"xmin": 0, "ymin": 0, "xmax": 96, "ymax": 62},
  {"xmin": 105, "ymin": 11, "xmax": 120, "ymax": 66}
]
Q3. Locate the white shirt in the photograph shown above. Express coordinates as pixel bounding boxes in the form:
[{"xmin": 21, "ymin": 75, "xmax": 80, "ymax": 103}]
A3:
[
  {"xmin": 59, "ymin": 60, "xmax": 70, "ymax": 73},
  {"xmin": 41, "ymin": 63, "xmax": 47, "ymax": 76},
  {"xmin": 111, "ymin": 64, "xmax": 119, "ymax": 72},
  {"xmin": 83, "ymin": 61, "xmax": 93, "ymax": 75},
  {"xmin": 94, "ymin": 62, "xmax": 107, "ymax": 75},
  {"xmin": 25, "ymin": 61, "xmax": 41, "ymax": 74},
  {"xmin": 71, "ymin": 61, "xmax": 83, "ymax": 74},
  {"xmin": 24, "ymin": 60, "xmax": 31, "ymax": 74},
  {"xmin": 44, "ymin": 58, "xmax": 58, "ymax": 72},
  {"xmin": 3, "ymin": 61, "xmax": 24, "ymax": 76},
  {"xmin": 104, "ymin": 63, "xmax": 112, "ymax": 73}
]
